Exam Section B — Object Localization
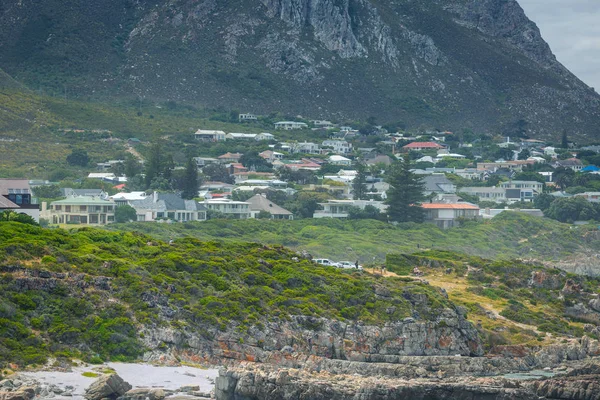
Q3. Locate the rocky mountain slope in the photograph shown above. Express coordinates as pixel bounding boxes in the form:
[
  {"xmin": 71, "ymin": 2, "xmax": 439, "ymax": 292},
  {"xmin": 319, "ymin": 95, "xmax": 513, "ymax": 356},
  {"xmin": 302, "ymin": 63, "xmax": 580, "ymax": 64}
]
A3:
[{"xmin": 0, "ymin": 0, "xmax": 599, "ymax": 139}]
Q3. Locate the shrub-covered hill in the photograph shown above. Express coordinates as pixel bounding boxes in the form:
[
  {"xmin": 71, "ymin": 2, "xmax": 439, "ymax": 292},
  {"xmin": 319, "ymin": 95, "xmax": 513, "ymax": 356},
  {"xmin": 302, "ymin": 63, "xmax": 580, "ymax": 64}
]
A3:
[
  {"xmin": 0, "ymin": 222, "xmax": 455, "ymax": 366},
  {"xmin": 107, "ymin": 213, "xmax": 600, "ymax": 269}
]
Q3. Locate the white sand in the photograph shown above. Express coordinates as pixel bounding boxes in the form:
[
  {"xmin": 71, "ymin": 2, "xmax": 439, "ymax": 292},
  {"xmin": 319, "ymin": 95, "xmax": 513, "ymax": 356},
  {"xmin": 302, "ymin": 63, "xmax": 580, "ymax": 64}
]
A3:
[{"xmin": 20, "ymin": 363, "xmax": 219, "ymax": 399}]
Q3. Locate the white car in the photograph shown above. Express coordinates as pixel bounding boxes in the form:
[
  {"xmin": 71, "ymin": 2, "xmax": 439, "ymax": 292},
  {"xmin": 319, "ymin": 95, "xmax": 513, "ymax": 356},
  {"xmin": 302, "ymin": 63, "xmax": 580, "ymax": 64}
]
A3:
[
  {"xmin": 338, "ymin": 261, "xmax": 363, "ymax": 270},
  {"xmin": 314, "ymin": 258, "xmax": 340, "ymax": 267}
]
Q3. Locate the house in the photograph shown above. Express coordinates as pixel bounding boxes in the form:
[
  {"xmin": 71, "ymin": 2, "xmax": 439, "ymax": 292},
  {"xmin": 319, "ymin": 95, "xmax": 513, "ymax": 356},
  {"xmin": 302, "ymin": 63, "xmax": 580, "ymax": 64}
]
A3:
[
  {"xmin": 203, "ymin": 199, "xmax": 251, "ymax": 219},
  {"xmin": 0, "ymin": 179, "xmax": 40, "ymax": 222},
  {"xmin": 574, "ymin": 192, "xmax": 600, "ymax": 203},
  {"xmin": 280, "ymin": 159, "xmax": 321, "ymax": 171},
  {"xmin": 274, "ymin": 121, "xmax": 308, "ymax": 130},
  {"xmin": 194, "ymin": 129, "xmax": 227, "ymax": 142},
  {"xmin": 311, "ymin": 120, "xmax": 334, "ymax": 128},
  {"xmin": 218, "ymin": 152, "xmax": 243, "ymax": 163},
  {"xmin": 226, "ymin": 133, "xmax": 258, "ymax": 140},
  {"xmin": 87, "ymin": 173, "xmax": 118, "ymax": 182},
  {"xmin": 239, "ymin": 113, "xmax": 258, "ymax": 121},
  {"xmin": 259, "ymin": 150, "xmax": 284, "ymax": 163},
  {"xmin": 422, "ymin": 203, "xmax": 480, "ymax": 229},
  {"xmin": 366, "ymin": 155, "xmax": 393, "ymax": 166},
  {"xmin": 499, "ymin": 180, "xmax": 544, "ymax": 193},
  {"xmin": 328, "ymin": 155, "xmax": 352, "ymax": 166},
  {"xmin": 127, "ymin": 192, "xmax": 206, "ymax": 222},
  {"xmin": 453, "ymin": 168, "xmax": 485, "ymax": 180},
  {"xmin": 553, "ymin": 158, "xmax": 583, "ymax": 171},
  {"xmin": 402, "ymin": 142, "xmax": 444, "ymax": 151},
  {"xmin": 422, "ymin": 174, "xmax": 457, "ymax": 196},
  {"xmin": 44, "ymin": 196, "xmax": 115, "ymax": 225},
  {"xmin": 96, "ymin": 160, "xmax": 124, "ymax": 171},
  {"xmin": 476, "ymin": 161, "xmax": 534, "ymax": 172},
  {"xmin": 247, "ymin": 194, "xmax": 293, "ymax": 219},
  {"xmin": 314, "ymin": 200, "xmax": 386, "ymax": 218},
  {"xmin": 194, "ymin": 157, "xmax": 219, "ymax": 168},
  {"xmin": 544, "ymin": 147, "xmax": 558, "ymax": 157},
  {"xmin": 460, "ymin": 187, "xmax": 507, "ymax": 203},
  {"xmin": 110, "ymin": 192, "xmax": 147, "ymax": 205},
  {"xmin": 256, "ymin": 132, "xmax": 275, "ymax": 141},
  {"xmin": 287, "ymin": 141, "xmax": 320, "ymax": 154},
  {"xmin": 322, "ymin": 140, "xmax": 352, "ymax": 154}
]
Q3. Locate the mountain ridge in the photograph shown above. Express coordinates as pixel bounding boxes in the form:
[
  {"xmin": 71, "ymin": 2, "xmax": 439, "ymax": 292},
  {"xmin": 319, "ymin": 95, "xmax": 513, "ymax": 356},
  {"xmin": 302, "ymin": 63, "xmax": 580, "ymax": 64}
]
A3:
[{"xmin": 0, "ymin": 0, "xmax": 599, "ymax": 140}]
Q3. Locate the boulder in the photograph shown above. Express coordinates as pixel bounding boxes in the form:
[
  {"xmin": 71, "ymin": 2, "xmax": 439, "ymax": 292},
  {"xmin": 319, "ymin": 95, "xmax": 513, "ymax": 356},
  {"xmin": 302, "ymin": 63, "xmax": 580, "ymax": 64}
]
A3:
[
  {"xmin": 0, "ymin": 386, "xmax": 36, "ymax": 400},
  {"xmin": 84, "ymin": 374, "xmax": 131, "ymax": 400},
  {"xmin": 118, "ymin": 388, "xmax": 165, "ymax": 400}
]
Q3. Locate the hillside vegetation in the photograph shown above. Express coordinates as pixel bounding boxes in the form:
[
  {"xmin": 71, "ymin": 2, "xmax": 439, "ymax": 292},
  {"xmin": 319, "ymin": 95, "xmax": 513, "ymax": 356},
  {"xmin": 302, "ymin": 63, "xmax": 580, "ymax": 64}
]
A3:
[
  {"xmin": 106, "ymin": 213, "xmax": 600, "ymax": 264},
  {"xmin": 0, "ymin": 222, "xmax": 450, "ymax": 366}
]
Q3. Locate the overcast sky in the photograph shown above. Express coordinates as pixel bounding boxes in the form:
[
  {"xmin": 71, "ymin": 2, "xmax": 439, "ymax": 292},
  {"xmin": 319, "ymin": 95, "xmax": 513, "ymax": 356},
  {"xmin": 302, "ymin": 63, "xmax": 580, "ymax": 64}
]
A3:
[{"xmin": 518, "ymin": 0, "xmax": 600, "ymax": 91}]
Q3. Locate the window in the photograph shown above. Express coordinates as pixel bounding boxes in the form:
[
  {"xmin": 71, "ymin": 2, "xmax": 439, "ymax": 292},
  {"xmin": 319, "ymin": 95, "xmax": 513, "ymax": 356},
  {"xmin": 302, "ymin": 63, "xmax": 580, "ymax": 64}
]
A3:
[
  {"xmin": 65, "ymin": 205, "xmax": 71, "ymax": 212},
  {"xmin": 55, "ymin": 205, "xmax": 62, "ymax": 211},
  {"xmin": 80, "ymin": 206, "xmax": 87, "ymax": 212}
]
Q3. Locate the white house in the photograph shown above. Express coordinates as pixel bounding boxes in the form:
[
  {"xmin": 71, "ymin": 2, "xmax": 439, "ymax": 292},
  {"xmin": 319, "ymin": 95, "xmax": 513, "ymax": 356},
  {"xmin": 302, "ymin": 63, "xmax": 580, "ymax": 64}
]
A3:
[
  {"xmin": 314, "ymin": 200, "xmax": 386, "ymax": 218},
  {"xmin": 275, "ymin": 121, "xmax": 308, "ymax": 130},
  {"xmin": 203, "ymin": 199, "xmax": 251, "ymax": 219},
  {"xmin": 422, "ymin": 203, "xmax": 480, "ymax": 229},
  {"xmin": 322, "ymin": 140, "xmax": 352, "ymax": 154},
  {"xmin": 194, "ymin": 129, "xmax": 227, "ymax": 141},
  {"xmin": 311, "ymin": 120, "xmax": 334, "ymax": 128},
  {"xmin": 239, "ymin": 113, "xmax": 257, "ymax": 121},
  {"xmin": 328, "ymin": 155, "xmax": 352, "ymax": 166},
  {"xmin": 226, "ymin": 133, "xmax": 258, "ymax": 140},
  {"xmin": 288, "ymin": 141, "xmax": 320, "ymax": 154},
  {"xmin": 256, "ymin": 132, "xmax": 275, "ymax": 141},
  {"xmin": 129, "ymin": 192, "xmax": 207, "ymax": 222}
]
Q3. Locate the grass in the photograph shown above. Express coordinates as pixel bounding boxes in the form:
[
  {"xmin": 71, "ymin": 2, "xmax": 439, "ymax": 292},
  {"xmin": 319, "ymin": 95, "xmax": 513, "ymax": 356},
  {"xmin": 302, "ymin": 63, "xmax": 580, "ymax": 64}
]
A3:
[{"xmin": 82, "ymin": 372, "xmax": 100, "ymax": 378}]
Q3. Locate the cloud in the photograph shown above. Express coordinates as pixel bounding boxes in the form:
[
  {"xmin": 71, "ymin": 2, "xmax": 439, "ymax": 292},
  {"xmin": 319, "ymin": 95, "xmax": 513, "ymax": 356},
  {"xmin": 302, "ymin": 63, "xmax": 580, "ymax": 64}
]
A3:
[{"xmin": 518, "ymin": 0, "xmax": 600, "ymax": 90}]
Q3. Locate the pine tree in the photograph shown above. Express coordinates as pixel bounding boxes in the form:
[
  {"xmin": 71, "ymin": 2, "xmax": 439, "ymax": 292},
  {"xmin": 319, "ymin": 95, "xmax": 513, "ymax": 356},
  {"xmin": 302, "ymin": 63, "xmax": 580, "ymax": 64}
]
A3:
[
  {"xmin": 561, "ymin": 130, "xmax": 569, "ymax": 149},
  {"xmin": 181, "ymin": 158, "xmax": 199, "ymax": 199},
  {"xmin": 384, "ymin": 157, "xmax": 425, "ymax": 223},
  {"xmin": 353, "ymin": 161, "xmax": 368, "ymax": 200},
  {"xmin": 144, "ymin": 142, "xmax": 162, "ymax": 188}
]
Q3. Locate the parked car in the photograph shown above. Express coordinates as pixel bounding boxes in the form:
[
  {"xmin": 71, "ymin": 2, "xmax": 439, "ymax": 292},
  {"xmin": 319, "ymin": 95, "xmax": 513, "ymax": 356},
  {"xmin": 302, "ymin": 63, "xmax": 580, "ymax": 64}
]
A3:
[
  {"xmin": 338, "ymin": 261, "xmax": 363, "ymax": 270},
  {"xmin": 314, "ymin": 258, "xmax": 340, "ymax": 267}
]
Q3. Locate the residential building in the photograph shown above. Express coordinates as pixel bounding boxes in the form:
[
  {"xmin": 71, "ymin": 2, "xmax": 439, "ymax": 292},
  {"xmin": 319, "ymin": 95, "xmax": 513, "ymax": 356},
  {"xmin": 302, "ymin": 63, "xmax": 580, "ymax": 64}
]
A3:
[
  {"xmin": 322, "ymin": 140, "xmax": 352, "ymax": 154},
  {"xmin": 259, "ymin": 150, "xmax": 284, "ymax": 163},
  {"xmin": 287, "ymin": 141, "xmax": 320, "ymax": 154},
  {"xmin": 328, "ymin": 155, "xmax": 352, "ymax": 166},
  {"xmin": 460, "ymin": 187, "xmax": 507, "ymax": 203},
  {"xmin": 0, "ymin": 179, "xmax": 40, "ymax": 222},
  {"xmin": 45, "ymin": 196, "xmax": 115, "ymax": 225},
  {"xmin": 239, "ymin": 113, "xmax": 257, "ymax": 121},
  {"xmin": 129, "ymin": 192, "xmax": 206, "ymax": 222},
  {"xmin": 574, "ymin": 192, "xmax": 600, "ymax": 203},
  {"xmin": 226, "ymin": 133, "xmax": 257, "ymax": 140},
  {"xmin": 247, "ymin": 194, "xmax": 293, "ymax": 220},
  {"xmin": 476, "ymin": 161, "xmax": 534, "ymax": 172},
  {"xmin": 314, "ymin": 200, "xmax": 386, "ymax": 218},
  {"xmin": 422, "ymin": 203, "xmax": 480, "ymax": 229},
  {"xmin": 110, "ymin": 192, "xmax": 147, "ymax": 205},
  {"xmin": 453, "ymin": 168, "xmax": 485, "ymax": 180},
  {"xmin": 203, "ymin": 199, "xmax": 251, "ymax": 219},
  {"xmin": 422, "ymin": 174, "xmax": 457, "ymax": 196},
  {"xmin": 96, "ymin": 160, "xmax": 124, "ymax": 171},
  {"xmin": 402, "ymin": 142, "xmax": 444, "ymax": 151},
  {"xmin": 279, "ymin": 159, "xmax": 321, "ymax": 171},
  {"xmin": 274, "ymin": 121, "xmax": 308, "ymax": 130},
  {"xmin": 256, "ymin": 132, "xmax": 275, "ymax": 141},
  {"xmin": 194, "ymin": 129, "xmax": 227, "ymax": 142},
  {"xmin": 60, "ymin": 188, "xmax": 106, "ymax": 198},
  {"xmin": 366, "ymin": 155, "xmax": 393, "ymax": 166},
  {"xmin": 311, "ymin": 120, "xmax": 334, "ymax": 128},
  {"xmin": 553, "ymin": 158, "xmax": 583, "ymax": 171},
  {"xmin": 218, "ymin": 152, "xmax": 243, "ymax": 163},
  {"xmin": 194, "ymin": 157, "xmax": 219, "ymax": 168},
  {"xmin": 499, "ymin": 180, "xmax": 544, "ymax": 193}
]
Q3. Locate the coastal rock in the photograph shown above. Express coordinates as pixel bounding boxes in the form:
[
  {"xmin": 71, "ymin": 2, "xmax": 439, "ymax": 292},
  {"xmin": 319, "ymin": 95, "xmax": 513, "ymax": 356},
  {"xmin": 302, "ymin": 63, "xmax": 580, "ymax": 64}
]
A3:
[
  {"xmin": 0, "ymin": 386, "xmax": 35, "ymax": 400},
  {"xmin": 84, "ymin": 374, "xmax": 131, "ymax": 400},
  {"xmin": 118, "ymin": 388, "xmax": 165, "ymax": 400}
]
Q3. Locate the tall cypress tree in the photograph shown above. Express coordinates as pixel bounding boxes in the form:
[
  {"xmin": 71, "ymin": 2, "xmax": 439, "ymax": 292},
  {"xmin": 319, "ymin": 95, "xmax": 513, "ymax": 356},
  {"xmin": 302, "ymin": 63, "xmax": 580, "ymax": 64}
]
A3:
[
  {"xmin": 144, "ymin": 142, "xmax": 162, "ymax": 188},
  {"xmin": 181, "ymin": 158, "xmax": 199, "ymax": 200},
  {"xmin": 384, "ymin": 157, "xmax": 425, "ymax": 223},
  {"xmin": 353, "ymin": 161, "xmax": 368, "ymax": 200}
]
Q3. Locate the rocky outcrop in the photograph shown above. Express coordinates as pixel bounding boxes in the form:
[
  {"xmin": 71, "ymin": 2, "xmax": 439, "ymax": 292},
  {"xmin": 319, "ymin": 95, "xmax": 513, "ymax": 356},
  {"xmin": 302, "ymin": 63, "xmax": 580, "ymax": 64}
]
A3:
[
  {"xmin": 215, "ymin": 361, "xmax": 600, "ymax": 400},
  {"xmin": 1, "ymin": 265, "xmax": 111, "ymax": 292},
  {"xmin": 84, "ymin": 374, "xmax": 131, "ymax": 400}
]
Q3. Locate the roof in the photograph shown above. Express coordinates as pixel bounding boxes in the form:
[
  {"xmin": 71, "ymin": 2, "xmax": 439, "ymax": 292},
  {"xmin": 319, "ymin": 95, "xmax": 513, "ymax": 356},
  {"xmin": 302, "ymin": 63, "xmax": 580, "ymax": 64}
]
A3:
[
  {"xmin": 195, "ymin": 129, "xmax": 226, "ymax": 135},
  {"xmin": 218, "ymin": 152, "xmax": 243, "ymax": 159},
  {"xmin": 421, "ymin": 203, "xmax": 480, "ymax": 210},
  {"xmin": 51, "ymin": 196, "xmax": 113, "ymax": 205},
  {"xmin": 423, "ymin": 174, "xmax": 455, "ymax": 192},
  {"xmin": 275, "ymin": 121, "xmax": 307, "ymax": 125},
  {"xmin": 0, "ymin": 179, "xmax": 30, "ymax": 196},
  {"xmin": 0, "ymin": 196, "xmax": 19, "ymax": 209},
  {"xmin": 403, "ymin": 142, "xmax": 444, "ymax": 149},
  {"xmin": 61, "ymin": 188, "xmax": 105, "ymax": 197},
  {"xmin": 130, "ymin": 193, "xmax": 206, "ymax": 212},
  {"xmin": 246, "ymin": 194, "xmax": 293, "ymax": 216}
]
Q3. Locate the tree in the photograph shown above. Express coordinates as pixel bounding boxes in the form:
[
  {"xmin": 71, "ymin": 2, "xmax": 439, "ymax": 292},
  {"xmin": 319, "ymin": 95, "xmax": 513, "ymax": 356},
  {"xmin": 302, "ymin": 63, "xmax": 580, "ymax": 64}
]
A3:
[
  {"xmin": 384, "ymin": 158, "xmax": 425, "ymax": 223},
  {"xmin": 513, "ymin": 171, "xmax": 546, "ymax": 184},
  {"xmin": 32, "ymin": 185, "xmax": 62, "ymax": 199},
  {"xmin": 181, "ymin": 158, "xmax": 200, "ymax": 199},
  {"xmin": 545, "ymin": 197, "xmax": 598, "ymax": 223},
  {"xmin": 0, "ymin": 211, "xmax": 38, "ymax": 225},
  {"xmin": 144, "ymin": 143, "xmax": 163, "ymax": 188},
  {"xmin": 66, "ymin": 149, "xmax": 89, "ymax": 167},
  {"xmin": 124, "ymin": 154, "xmax": 142, "ymax": 178},
  {"xmin": 561, "ymin": 130, "xmax": 569, "ymax": 149},
  {"xmin": 517, "ymin": 149, "xmax": 531, "ymax": 160},
  {"xmin": 114, "ymin": 205, "xmax": 137, "ymax": 223},
  {"xmin": 352, "ymin": 162, "xmax": 368, "ymax": 200},
  {"xmin": 202, "ymin": 164, "xmax": 234, "ymax": 184},
  {"xmin": 554, "ymin": 167, "xmax": 575, "ymax": 190},
  {"xmin": 239, "ymin": 151, "xmax": 272, "ymax": 172}
]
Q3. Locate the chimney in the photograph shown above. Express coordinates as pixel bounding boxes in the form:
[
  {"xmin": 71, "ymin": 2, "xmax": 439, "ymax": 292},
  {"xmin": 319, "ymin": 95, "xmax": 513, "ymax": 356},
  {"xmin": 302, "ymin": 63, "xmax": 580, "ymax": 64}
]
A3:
[{"xmin": 153, "ymin": 191, "xmax": 158, "ymax": 202}]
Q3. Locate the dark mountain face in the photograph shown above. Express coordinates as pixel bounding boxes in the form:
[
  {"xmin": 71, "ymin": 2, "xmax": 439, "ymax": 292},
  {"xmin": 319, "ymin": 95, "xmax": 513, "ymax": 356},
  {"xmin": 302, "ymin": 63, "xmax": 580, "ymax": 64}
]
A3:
[{"xmin": 1, "ymin": 0, "xmax": 598, "ymax": 139}]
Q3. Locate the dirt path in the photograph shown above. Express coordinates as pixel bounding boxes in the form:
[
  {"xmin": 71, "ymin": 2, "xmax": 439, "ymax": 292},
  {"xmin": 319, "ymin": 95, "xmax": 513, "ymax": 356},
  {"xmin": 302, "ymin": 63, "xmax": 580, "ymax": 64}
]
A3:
[{"xmin": 125, "ymin": 143, "xmax": 143, "ymax": 161}]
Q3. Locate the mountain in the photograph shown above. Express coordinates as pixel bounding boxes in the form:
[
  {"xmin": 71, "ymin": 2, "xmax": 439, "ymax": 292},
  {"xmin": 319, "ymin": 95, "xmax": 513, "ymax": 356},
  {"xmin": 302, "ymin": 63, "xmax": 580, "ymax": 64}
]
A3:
[{"xmin": 1, "ymin": 0, "xmax": 599, "ymax": 139}]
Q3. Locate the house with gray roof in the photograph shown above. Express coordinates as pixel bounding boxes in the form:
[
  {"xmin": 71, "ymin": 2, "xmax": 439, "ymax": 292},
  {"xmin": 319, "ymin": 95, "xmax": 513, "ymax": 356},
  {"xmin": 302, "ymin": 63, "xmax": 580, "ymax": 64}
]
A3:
[
  {"xmin": 422, "ymin": 174, "xmax": 456, "ymax": 196},
  {"xmin": 246, "ymin": 194, "xmax": 293, "ymax": 220},
  {"xmin": 0, "ymin": 179, "xmax": 40, "ymax": 222},
  {"xmin": 129, "ymin": 192, "xmax": 207, "ymax": 222}
]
